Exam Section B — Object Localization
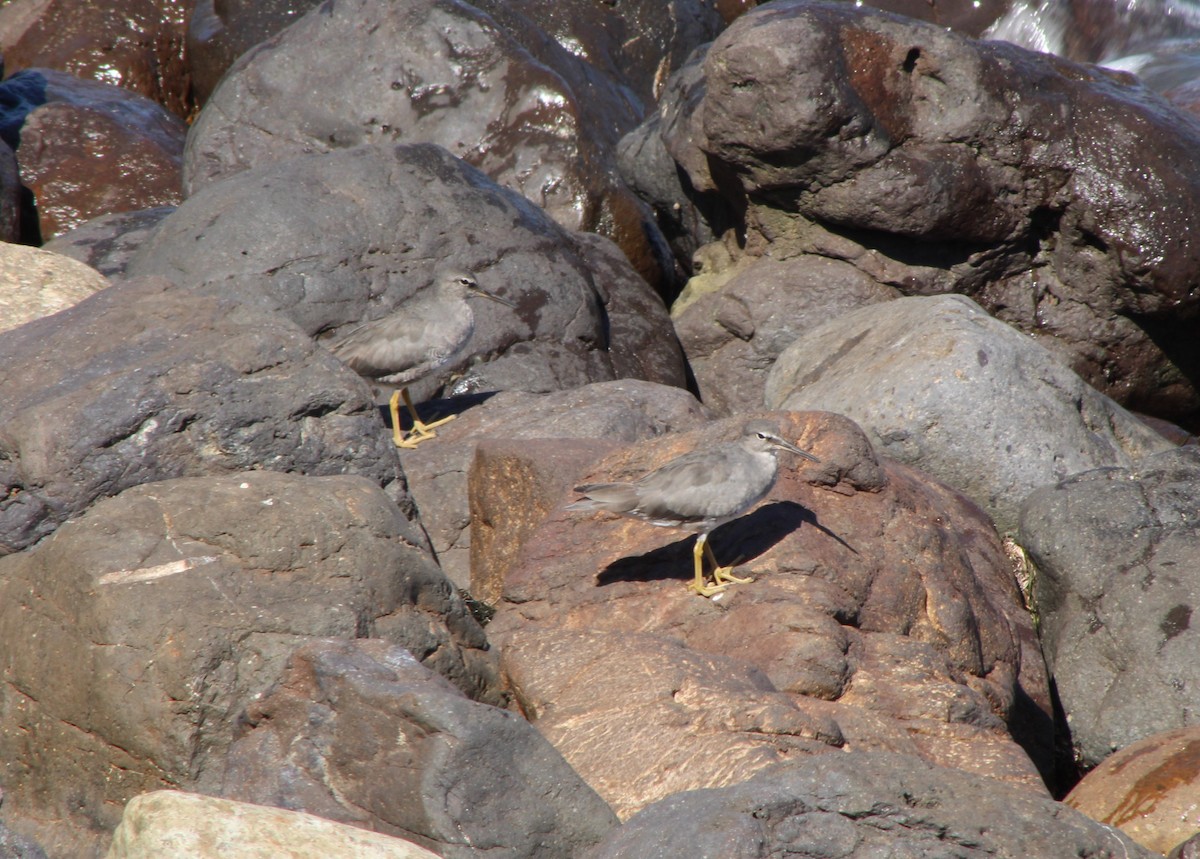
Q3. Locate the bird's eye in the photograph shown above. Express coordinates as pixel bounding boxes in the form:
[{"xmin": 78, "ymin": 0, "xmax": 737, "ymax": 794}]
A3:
[{"xmin": 757, "ymin": 432, "xmax": 769, "ymax": 440}]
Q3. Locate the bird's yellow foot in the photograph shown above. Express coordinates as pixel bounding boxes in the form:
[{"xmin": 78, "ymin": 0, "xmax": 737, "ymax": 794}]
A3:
[
  {"xmin": 711, "ymin": 565, "xmax": 754, "ymax": 586},
  {"xmin": 687, "ymin": 577, "xmax": 731, "ymax": 598},
  {"xmin": 395, "ymin": 414, "xmax": 456, "ymax": 448}
]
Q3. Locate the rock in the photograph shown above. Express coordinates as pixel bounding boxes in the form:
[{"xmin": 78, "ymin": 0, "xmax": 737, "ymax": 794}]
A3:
[
  {"xmin": 0, "ymin": 471, "xmax": 499, "ymax": 857},
  {"xmin": 470, "ymin": 437, "xmax": 623, "ymax": 604},
  {"xmin": 502, "ymin": 627, "xmax": 846, "ymax": 820},
  {"xmin": 42, "ymin": 207, "xmax": 174, "ymax": 277},
  {"xmin": 636, "ymin": 0, "xmax": 1200, "ymax": 420},
  {"xmin": 1065, "ymin": 726, "xmax": 1200, "ymax": 856},
  {"xmin": 222, "ymin": 638, "xmax": 618, "ymax": 859},
  {"xmin": 128, "ymin": 143, "xmax": 685, "ymax": 397},
  {"xmin": 674, "ymin": 254, "xmax": 898, "ymax": 415},
  {"xmin": 0, "ymin": 275, "xmax": 405, "ymax": 554},
  {"xmin": 0, "ymin": 0, "xmax": 191, "ymax": 118},
  {"xmin": 401, "ymin": 379, "xmax": 711, "ymax": 589},
  {"xmin": 0, "ymin": 68, "xmax": 185, "ymax": 240},
  {"xmin": 765, "ymin": 294, "xmax": 1172, "ymax": 532},
  {"xmin": 583, "ymin": 752, "xmax": 1158, "ymax": 859},
  {"xmin": 182, "ymin": 0, "xmax": 673, "ymax": 286},
  {"xmin": 0, "ymin": 138, "xmax": 24, "ymax": 243},
  {"xmin": 186, "ymin": 0, "xmax": 324, "ymax": 106},
  {"xmin": 1019, "ymin": 446, "xmax": 1200, "ymax": 766},
  {"xmin": 490, "ymin": 411, "xmax": 1055, "ymax": 814},
  {"xmin": 106, "ymin": 791, "xmax": 440, "ymax": 859},
  {"xmin": 0, "ymin": 820, "xmax": 46, "ymax": 859},
  {"xmin": 0, "ymin": 243, "xmax": 109, "ymax": 333}
]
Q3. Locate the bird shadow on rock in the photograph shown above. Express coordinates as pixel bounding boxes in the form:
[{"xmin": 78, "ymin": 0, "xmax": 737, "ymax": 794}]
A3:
[
  {"xmin": 378, "ymin": 391, "xmax": 500, "ymax": 431},
  {"xmin": 597, "ymin": 500, "xmax": 846, "ymax": 587}
]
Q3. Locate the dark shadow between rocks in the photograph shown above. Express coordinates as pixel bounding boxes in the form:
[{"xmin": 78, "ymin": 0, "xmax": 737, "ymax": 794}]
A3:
[
  {"xmin": 1135, "ymin": 310, "xmax": 1200, "ymax": 431},
  {"xmin": 596, "ymin": 500, "xmax": 817, "ymax": 587}
]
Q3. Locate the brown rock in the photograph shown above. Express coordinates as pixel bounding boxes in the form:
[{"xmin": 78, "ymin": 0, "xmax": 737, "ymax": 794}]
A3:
[
  {"xmin": 489, "ymin": 411, "xmax": 1053, "ymax": 815},
  {"xmin": 469, "ymin": 437, "xmax": 621, "ymax": 604},
  {"xmin": 1066, "ymin": 726, "xmax": 1200, "ymax": 856},
  {"xmin": 9, "ymin": 69, "xmax": 185, "ymax": 240},
  {"xmin": 0, "ymin": 0, "xmax": 192, "ymax": 118},
  {"xmin": 400, "ymin": 379, "xmax": 711, "ymax": 589}
]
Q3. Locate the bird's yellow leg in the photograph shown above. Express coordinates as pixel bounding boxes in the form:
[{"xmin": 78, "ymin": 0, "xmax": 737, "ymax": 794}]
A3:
[
  {"xmin": 391, "ymin": 388, "xmax": 456, "ymax": 448},
  {"xmin": 687, "ymin": 534, "xmax": 731, "ymax": 597},
  {"xmin": 703, "ymin": 538, "xmax": 753, "ymax": 586}
]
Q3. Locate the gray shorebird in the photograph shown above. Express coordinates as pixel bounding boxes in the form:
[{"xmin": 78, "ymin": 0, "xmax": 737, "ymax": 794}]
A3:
[
  {"xmin": 330, "ymin": 267, "xmax": 514, "ymax": 448},
  {"xmin": 568, "ymin": 420, "xmax": 820, "ymax": 597}
]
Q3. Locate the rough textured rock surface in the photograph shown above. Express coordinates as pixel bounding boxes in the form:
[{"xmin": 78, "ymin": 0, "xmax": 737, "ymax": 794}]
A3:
[
  {"xmin": 0, "ymin": 0, "xmax": 191, "ymax": 118},
  {"xmin": 0, "ymin": 471, "xmax": 500, "ymax": 857},
  {"xmin": 583, "ymin": 752, "xmax": 1157, "ymax": 859},
  {"xmin": 0, "ymin": 276, "xmax": 405, "ymax": 555},
  {"xmin": 129, "ymin": 143, "xmax": 686, "ymax": 399},
  {"xmin": 0, "ymin": 68, "xmax": 185, "ymax": 239},
  {"xmin": 401, "ymin": 379, "xmax": 711, "ymax": 589},
  {"xmin": 42, "ymin": 207, "xmax": 174, "ymax": 277},
  {"xmin": 1066, "ymin": 726, "xmax": 1200, "ymax": 856},
  {"xmin": 186, "ymin": 0, "xmax": 323, "ymax": 106},
  {"xmin": 223, "ymin": 638, "xmax": 618, "ymax": 859},
  {"xmin": 106, "ymin": 791, "xmax": 440, "ymax": 859},
  {"xmin": 182, "ymin": 0, "xmax": 674, "ymax": 286},
  {"xmin": 766, "ymin": 294, "xmax": 1172, "ymax": 532},
  {"xmin": 489, "ymin": 411, "xmax": 1054, "ymax": 816},
  {"xmin": 1020, "ymin": 447, "xmax": 1200, "ymax": 766},
  {"xmin": 0, "ymin": 137, "xmax": 24, "ymax": 243},
  {"xmin": 0, "ymin": 243, "xmax": 109, "ymax": 333},
  {"xmin": 674, "ymin": 254, "xmax": 898, "ymax": 415},
  {"xmin": 630, "ymin": 0, "xmax": 1200, "ymax": 422}
]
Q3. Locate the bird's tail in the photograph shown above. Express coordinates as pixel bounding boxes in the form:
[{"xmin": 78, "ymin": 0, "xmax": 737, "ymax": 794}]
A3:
[{"xmin": 567, "ymin": 482, "xmax": 639, "ymax": 513}]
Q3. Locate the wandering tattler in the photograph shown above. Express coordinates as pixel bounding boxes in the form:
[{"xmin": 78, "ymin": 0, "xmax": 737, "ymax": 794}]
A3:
[
  {"xmin": 330, "ymin": 267, "xmax": 514, "ymax": 448},
  {"xmin": 569, "ymin": 419, "xmax": 820, "ymax": 597}
]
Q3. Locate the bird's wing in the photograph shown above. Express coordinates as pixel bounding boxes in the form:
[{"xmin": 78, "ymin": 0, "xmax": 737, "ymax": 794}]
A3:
[
  {"xmin": 634, "ymin": 446, "xmax": 760, "ymax": 520},
  {"xmin": 568, "ymin": 482, "xmax": 640, "ymax": 513}
]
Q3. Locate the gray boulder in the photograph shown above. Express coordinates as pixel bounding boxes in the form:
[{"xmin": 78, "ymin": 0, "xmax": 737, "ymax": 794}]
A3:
[
  {"xmin": 1020, "ymin": 447, "xmax": 1200, "ymax": 766},
  {"xmin": 223, "ymin": 637, "xmax": 619, "ymax": 859},
  {"xmin": 584, "ymin": 752, "xmax": 1156, "ymax": 858},
  {"xmin": 0, "ymin": 276, "xmax": 405, "ymax": 555},
  {"xmin": 627, "ymin": 0, "xmax": 1200, "ymax": 420},
  {"xmin": 0, "ymin": 471, "xmax": 500, "ymax": 857},
  {"xmin": 765, "ymin": 294, "xmax": 1171, "ymax": 531},
  {"xmin": 129, "ymin": 143, "xmax": 685, "ymax": 399}
]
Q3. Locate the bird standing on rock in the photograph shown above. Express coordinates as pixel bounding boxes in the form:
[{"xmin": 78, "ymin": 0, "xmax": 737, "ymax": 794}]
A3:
[
  {"xmin": 330, "ymin": 267, "xmax": 515, "ymax": 448},
  {"xmin": 568, "ymin": 419, "xmax": 820, "ymax": 597}
]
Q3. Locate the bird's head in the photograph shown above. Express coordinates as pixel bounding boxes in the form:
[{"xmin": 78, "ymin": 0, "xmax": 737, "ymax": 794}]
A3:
[{"xmin": 741, "ymin": 419, "xmax": 821, "ymax": 463}]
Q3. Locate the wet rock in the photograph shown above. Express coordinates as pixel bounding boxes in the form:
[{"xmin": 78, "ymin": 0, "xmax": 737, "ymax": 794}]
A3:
[
  {"xmin": 129, "ymin": 143, "xmax": 685, "ymax": 398},
  {"xmin": 765, "ymin": 294, "xmax": 1171, "ymax": 532},
  {"xmin": 0, "ymin": 243, "xmax": 109, "ymax": 333},
  {"xmin": 0, "ymin": 68, "xmax": 185, "ymax": 240},
  {"xmin": 0, "ymin": 0, "xmax": 191, "ymax": 118},
  {"xmin": 490, "ymin": 411, "xmax": 1055, "ymax": 813},
  {"xmin": 634, "ymin": 0, "xmax": 1200, "ymax": 421},
  {"xmin": 584, "ymin": 752, "xmax": 1157, "ymax": 859},
  {"xmin": 42, "ymin": 206, "xmax": 174, "ymax": 277},
  {"xmin": 183, "ymin": 0, "xmax": 673, "ymax": 287},
  {"xmin": 1019, "ymin": 446, "xmax": 1200, "ymax": 766},
  {"xmin": 107, "ymin": 791, "xmax": 440, "ymax": 858},
  {"xmin": 675, "ymin": 254, "xmax": 898, "ymax": 415},
  {"xmin": 1065, "ymin": 726, "xmax": 1200, "ymax": 856},
  {"xmin": 0, "ymin": 275, "xmax": 405, "ymax": 554},
  {"xmin": 223, "ymin": 638, "xmax": 618, "ymax": 859},
  {"xmin": 401, "ymin": 379, "xmax": 711, "ymax": 589},
  {"xmin": 857, "ymin": 0, "xmax": 1008, "ymax": 35},
  {"xmin": 0, "ymin": 471, "xmax": 499, "ymax": 857},
  {"xmin": 186, "ymin": 0, "xmax": 323, "ymax": 106},
  {"xmin": 0, "ymin": 138, "xmax": 23, "ymax": 243}
]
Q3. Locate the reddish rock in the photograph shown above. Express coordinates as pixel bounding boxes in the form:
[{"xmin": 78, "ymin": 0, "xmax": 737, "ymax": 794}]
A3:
[
  {"xmin": 5, "ymin": 69, "xmax": 185, "ymax": 240},
  {"xmin": 1066, "ymin": 726, "xmax": 1200, "ymax": 856},
  {"xmin": 488, "ymin": 411, "xmax": 1053, "ymax": 814},
  {"xmin": 0, "ymin": 0, "xmax": 192, "ymax": 118}
]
